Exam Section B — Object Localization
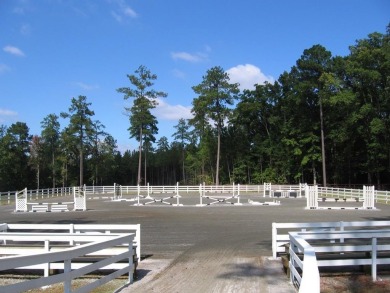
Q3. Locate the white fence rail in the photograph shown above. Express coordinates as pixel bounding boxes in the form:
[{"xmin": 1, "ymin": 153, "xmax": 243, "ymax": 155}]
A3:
[
  {"xmin": 0, "ymin": 223, "xmax": 141, "ymax": 262},
  {"xmin": 272, "ymin": 220, "xmax": 390, "ymax": 258},
  {"xmin": 289, "ymin": 229, "xmax": 390, "ymax": 293},
  {"xmin": 89, "ymin": 184, "xmax": 307, "ymax": 196},
  {"xmin": 2, "ymin": 184, "xmax": 390, "ymax": 204},
  {"xmin": 1, "ymin": 187, "xmax": 73, "ymax": 205},
  {"xmin": 0, "ymin": 232, "xmax": 135, "ymax": 293}
]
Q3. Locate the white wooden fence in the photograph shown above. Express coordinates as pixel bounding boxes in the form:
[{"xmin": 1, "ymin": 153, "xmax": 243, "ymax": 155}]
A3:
[
  {"xmin": 0, "ymin": 231, "xmax": 135, "ymax": 293},
  {"xmin": 0, "ymin": 223, "xmax": 141, "ymax": 263},
  {"xmin": 272, "ymin": 220, "xmax": 390, "ymax": 258},
  {"xmin": 2, "ymin": 184, "xmax": 390, "ymax": 205},
  {"xmin": 289, "ymin": 229, "xmax": 390, "ymax": 293}
]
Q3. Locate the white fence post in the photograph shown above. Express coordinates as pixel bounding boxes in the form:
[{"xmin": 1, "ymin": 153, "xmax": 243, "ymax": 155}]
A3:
[
  {"xmin": 196, "ymin": 183, "xmax": 205, "ymax": 207},
  {"xmin": 146, "ymin": 183, "xmax": 151, "ymax": 199},
  {"xmin": 372, "ymin": 237, "xmax": 377, "ymax": 281},
  {"xmin": 64, "ymin": 259, "xmax": 71, "ymax": 293},
  {"xmin": 44, "ymin": 240, "xmax": 50, "ymax": 277},
  {"xmin": 272, "ymin": 223, "xmax": 277, "ymax": 259}
]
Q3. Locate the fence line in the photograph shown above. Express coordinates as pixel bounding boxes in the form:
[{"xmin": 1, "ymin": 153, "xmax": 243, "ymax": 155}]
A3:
[
  {"xmin": 2, "ymin": 184, "xmax": 390, "ymax": 205},
  {"xmin": 289, "ymin": 229, "xmax": 390, "ymax": 293},
  {"xmin": 2, "ymin": 223, "xmax": 141, "ymax": 263},
  {"xmin": 0, "ymin": 232, "xmax": 135, "ymax": 293},
  {"xmin": 272, "ymin": 220, "xmax": 390, "ymax": 258}
]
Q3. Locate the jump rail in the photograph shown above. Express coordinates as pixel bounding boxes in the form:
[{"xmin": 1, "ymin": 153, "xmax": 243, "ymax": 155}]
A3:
[
  {"xmin": 0, "ymin": 233, "xmax": 135, "ymax": 293},
  {"xmin": 289, "ymin": 229, "xmax": 390, "ymax": 293}
]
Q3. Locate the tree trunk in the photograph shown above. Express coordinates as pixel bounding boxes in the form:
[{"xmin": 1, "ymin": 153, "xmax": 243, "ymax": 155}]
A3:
[
  {"xmin": 144, "ymin": 144, "xmax": 147, "ymax": 186},
  {"xmin": 52, "ymin": 152, "xmax": 55, "ymax": 188},
  {"xmin": 320, "ymin": 97, "xmax": 327, "ymax": 187},
  {"xmin": 37, "ymin": 165, "xmax": 40, "ymax": 190},
  {"xmin": 137, "ymin": 127, "xmax": 143, "ymax": 185},
  {"xmin": 216, "ymin": 126, "xmax": 221, "ymax": 186},
  {"xmin": 80, "ymin": 148, "xmax": 83, "ymax": 186},
  {"xmin": 182, "ymin": 147, "xmax": 185, "ymax": 184},
  {"xmin": 312, "ymin": 163, "xmax": 316, "ymax": 185}
]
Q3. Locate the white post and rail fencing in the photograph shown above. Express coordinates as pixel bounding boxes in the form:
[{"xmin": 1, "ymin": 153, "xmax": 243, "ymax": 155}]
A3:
[
  {"xmin": 289, "ymin": 229, "xmax": 390, "ymax": 293},
  {"xmin": 272, "ymin": 221, "xmax": 390, "ymax": 293},
  {"xmin": 0, "ymin": 232, "xmax": 136, "ymax": 293}
]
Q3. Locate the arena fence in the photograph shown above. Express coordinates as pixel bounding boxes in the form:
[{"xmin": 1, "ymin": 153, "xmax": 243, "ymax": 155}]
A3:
[
  {"xmin": 272, "ymin": 220, "xmax": 390, "ymax": 259},
  {"xmin": 288, "ymin": 228, "xmax": 390, "ymax": 293},
  {"xmin": 0, "ymin": 223, "xmax": 141, "ymax": 263},
  {"xmin": 0, "ymin": 225, "xmax": 136, "ymax": 293},
  {"xmin": 2, "ymin": 184, "xmax": 390, "ymax": 205}
]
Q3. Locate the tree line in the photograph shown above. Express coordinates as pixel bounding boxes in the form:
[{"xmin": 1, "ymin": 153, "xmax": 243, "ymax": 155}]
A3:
[{"xmin": 0, "ymin": 25, "xmax": 389, "ymax": 191}]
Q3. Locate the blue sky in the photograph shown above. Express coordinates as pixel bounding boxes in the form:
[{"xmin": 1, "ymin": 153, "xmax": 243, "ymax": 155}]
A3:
[{"xmin": 1, "ymin": 0, "xmax": 389, "ymax": 152}]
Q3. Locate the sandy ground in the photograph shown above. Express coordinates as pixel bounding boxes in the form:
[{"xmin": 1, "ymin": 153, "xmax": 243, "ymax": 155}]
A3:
[
  {"xmin": 1, "ymin": 192, "xmax": 390, "ymax": 292},
  {"xmin": 121, "ymin": 255, "xmax": 294, "ymax": 293}
]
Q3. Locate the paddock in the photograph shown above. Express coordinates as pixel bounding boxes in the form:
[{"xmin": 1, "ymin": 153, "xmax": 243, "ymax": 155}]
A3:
[{"xmin": 1, "ymin": 190, "xmax": 390, "ymax": 292}]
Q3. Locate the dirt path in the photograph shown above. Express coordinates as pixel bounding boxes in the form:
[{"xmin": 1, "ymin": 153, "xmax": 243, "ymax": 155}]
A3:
[{"xmin": 121, "ymin": 251, "xmax": 294, "ymax": 293}]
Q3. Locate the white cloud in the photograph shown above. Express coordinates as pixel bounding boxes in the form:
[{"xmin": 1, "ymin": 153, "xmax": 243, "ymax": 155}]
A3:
[
  {"xmin": 3, "ymin": 45, "xmax": 25, "ymax": 57},
  {"xmin": 20, "ymin": 23, "xmax": 31, "ymax": 35},
  {"xmin": 111, "ymin": 11, "xmax": 122, "ymax": 22},
  {"xmin": 171, "ymin": 52, "xmax": 203, "ymax": 63},
  {"xmin": 117, "ymin": 141, "xmax": 134, "ymax": 153},
  {"xmin": 171, "ymin": 47, "xmax": 210, "ymax": 63},
  {"xmin": 226, "ymin": 64, "xmax": 274, "ymax": 91},
  {"xmin": 110, "ymin": 0, "xmax": 137, "ymax": 22},
  {"xmin": 0, "ymin": 108, "xmax": 18, "ymax": 123},
  {"xmin": 73, "ymin": 82, "xmax": 99, "ymax": 90},
  {"xmin": 123, "ymin": 7, "xmax": 137, "ymax": 18},
  {"xmin": 172, "ymin": 69, "xmax": 186, "ymax": 79},
  {"xmin": 0, "ymin": 64, "xmax": 11, "ymax": 74},
  {"xmin": 153, "ymin": 98, "xmax": 193, "ymax": 121}
]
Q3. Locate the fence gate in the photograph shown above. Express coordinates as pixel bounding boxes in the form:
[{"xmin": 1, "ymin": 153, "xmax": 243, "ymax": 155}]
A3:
[
  {"xmin": 15, "ymin": 188, "xmax": 28, "ymax": 212},
  {"xmin": 74, "ymin": 187, "xmax": 86, "ymax": 211}
]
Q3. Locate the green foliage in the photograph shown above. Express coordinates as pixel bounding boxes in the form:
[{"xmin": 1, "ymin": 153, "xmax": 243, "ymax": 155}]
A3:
[
  {"xmin": 191, "ymin": 66, "xmax": 239, "ymax": 185},
  {"xmin": 0, "ymin": 122, "xmax": 32, "ymax": 190},
  {"xmin": 117, "ymin": 65, "xmax": 166, "ymax": 185},
  {"xmin": 61, "ymin": 95, "xmax": 95, "ymax": 186},
  {"xmin": 41, "ymin": 114, "xmax": 61, "ymax": 188}
]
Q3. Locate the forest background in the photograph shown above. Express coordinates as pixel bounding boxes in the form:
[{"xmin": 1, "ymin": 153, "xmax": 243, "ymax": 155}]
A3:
[{"xmin": 0, "ymin": 25, "xmax": 389, "ymax": 191}]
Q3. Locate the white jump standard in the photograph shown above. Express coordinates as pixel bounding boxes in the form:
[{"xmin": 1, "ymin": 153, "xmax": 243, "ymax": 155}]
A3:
[
  {"xmin": 196, "ymin": 183, "xmax": 242, "ymax": 206},
  {"xmin": 133, "ymin": 183, "xmax": 183, "ymax": 206},
  {"xmin": 306, "ymin": 185, "xmax": 376, "ymax": 210},
  {"xmin": 15, "ymin": 187, "xmax": 87, "ymax": 212}
]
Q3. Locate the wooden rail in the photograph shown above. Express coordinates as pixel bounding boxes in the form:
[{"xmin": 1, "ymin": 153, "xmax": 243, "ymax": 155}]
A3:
[
  {"xmin": 1, "ymin": 223, "xmax": 141, "ymax": 263},
  {"xmin": 289, "ymin": 229, "xmax": 390, "ymax": 293},
  {"xmin": 272, "ymin": 220, "xmax": 390, "ymax": 258},
  {"xmin": 0, "ymin": 233, "xmax": 135, "ymax": 293}
]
